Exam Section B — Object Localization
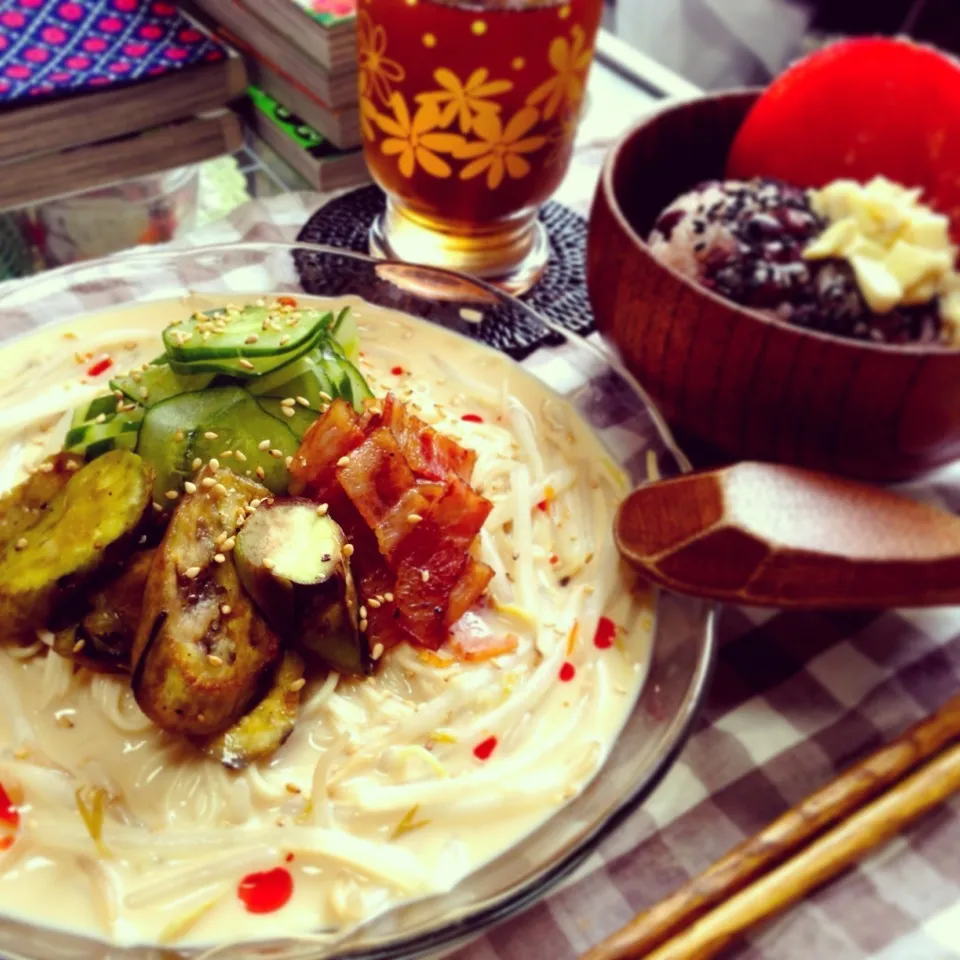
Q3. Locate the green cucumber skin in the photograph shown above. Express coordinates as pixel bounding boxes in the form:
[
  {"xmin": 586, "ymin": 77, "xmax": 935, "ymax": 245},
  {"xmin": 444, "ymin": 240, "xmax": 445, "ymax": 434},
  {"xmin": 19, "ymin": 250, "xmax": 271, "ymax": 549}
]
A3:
[
  {"xmin": 163, "ymin": 306, "xmax": 334, "ymax": 364},
  {"xmin": 137, "ymin": 388, "xmax": 298, "ymax": 505}
]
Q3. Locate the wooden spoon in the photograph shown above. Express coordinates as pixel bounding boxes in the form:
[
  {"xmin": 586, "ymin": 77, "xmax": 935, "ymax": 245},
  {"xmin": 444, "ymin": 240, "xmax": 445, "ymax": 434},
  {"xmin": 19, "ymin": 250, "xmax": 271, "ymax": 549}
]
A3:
[{"xmin": 615, "ymin": 462, "xmax": 960, "ymax": 608}]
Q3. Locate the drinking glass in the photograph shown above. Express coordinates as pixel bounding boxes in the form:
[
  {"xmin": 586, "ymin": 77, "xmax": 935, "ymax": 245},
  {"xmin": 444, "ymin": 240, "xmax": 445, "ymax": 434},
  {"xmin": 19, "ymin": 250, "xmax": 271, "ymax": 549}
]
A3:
[{"xmin": 357, "ymin": 0, "xmax": 604, "ymax": 293}]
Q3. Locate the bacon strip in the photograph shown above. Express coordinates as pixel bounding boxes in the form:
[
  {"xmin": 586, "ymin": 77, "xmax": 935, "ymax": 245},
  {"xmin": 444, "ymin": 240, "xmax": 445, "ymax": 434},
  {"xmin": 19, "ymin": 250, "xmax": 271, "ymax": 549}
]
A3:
[{"xmin": 292, "ymin": 394, "xmax": 493, "ymax": 652}]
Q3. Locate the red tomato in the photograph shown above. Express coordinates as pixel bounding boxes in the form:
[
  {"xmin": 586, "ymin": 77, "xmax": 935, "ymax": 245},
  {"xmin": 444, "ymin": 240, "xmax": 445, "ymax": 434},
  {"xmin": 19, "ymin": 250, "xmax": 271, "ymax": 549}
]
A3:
[{"xmin": 727, "ymin": 38, "xmax": 960, "ymax": 241}]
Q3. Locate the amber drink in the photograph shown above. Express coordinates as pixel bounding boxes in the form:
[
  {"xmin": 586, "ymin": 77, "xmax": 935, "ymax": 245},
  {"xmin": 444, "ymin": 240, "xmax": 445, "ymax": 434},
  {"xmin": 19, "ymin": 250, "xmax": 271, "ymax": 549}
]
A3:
[{"xmin": 359, "ymin": 0, "xmax": 603, "ymax": 293}]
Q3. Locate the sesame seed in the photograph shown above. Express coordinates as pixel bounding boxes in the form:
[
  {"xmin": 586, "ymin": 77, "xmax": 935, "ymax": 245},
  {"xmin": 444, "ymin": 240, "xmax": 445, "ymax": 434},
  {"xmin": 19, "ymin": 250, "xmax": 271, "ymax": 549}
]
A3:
[
  {"xmin": 222, "ymin": 537, "xmax": 236, "ymax": 551},
  {"xmin": 359, "ymin": 605, "xmax": 368, "ymax": 619},
  {"xmin": 284, "ymin": 456, "xmax": 293, "ymax": 468},
  {"xmin": 204, "ymin": 432, "xmax": 218, "ymax": 441},
  {"xmin": 201, "ymin": 477, "xmax": 216, "ymax": 489},
  {"xmin": 280, "ymin": 397, "xmax": 296, "ymax": 407},
  {"xmin": 65, "ymin": 460, "xmax": 81, "ymax": 472},
  {"xmin": 281, "ymin": 406, "xmax": 296, "ymax": 418},
  {"xmin": 285, "ymin": 783, "xmax": 301, "ymax": 795},
  {"xmin": 421, "ymin": 569, "xmax": 430, "ymax": 583},
  {"xmin": 258, "ymin": 439, "xmax": 271, "ymax": 451},
  {"xmin": 14, "ymin": 538, "xmax": 27, "ymax": 551},
  {"xmin": 220, "ymin": 604, "xmax": 232, "ymax": 615},
  {"xmin": 113, "ymin": 389, "xmax": 124, "ymax": 399},
  {"xmin": 359, "ymin": 618, "xmax": 369, "ymax": 632},
  {"xmin": 343, "ymin": 543, "xmax": 354, "ymax": 557},
  {"xmin": 256, "ymin": 466, "xmax": 266, "ymax": 480},
  {"xmin": 165, "ymin": 490, "xmax": 179, "ymax": 501},
  {"xmin": 290, "ymin": 678, "xmax": 306, "ymax": 692},
  {"xmin": 368, "ymin": 598, "xmax": 382, "ymax": 609},
  {"xmin": 279, "ymin": 335, "xmax": 291, "ymax": 347},
  {"xmin": 184, "ymin": 566, "xmax": 201, "ymax": 578},
  {"xmin": 239, "ymin": 358, "xmax": 255, "ymax": 370},
  {"xmin": 372, "ymin": 643, "xmax": 385, "ymax": 660},
  {"xmin": 336, "ymin": 456, "xmax": 350, "ymax": 467},
  {"xmin": 220, "ymin": 450, "xmax": 233, "ymax": 459},
  {"xmin": 39, "ymin": 462, "xmax": 55, "ymax": 474},
  {"xmin": 244, "ymin": 335, "xmax": 259, "ymax": 344},
  {"xmin": 208, "ymin": 458, "xmax": 220, "ymax": 471},
  {"xmin": 152, "ymin": 502, "xmax": 163, "ymax": 512},
  {"xmin": 234, "ymin": 450, "xmax": 247, "ymax": 462},
  {"xmin": 73, "ymin": 639, "xmax": 86, "ymax": 654},
  {"xmin": 316, "ymin": 503, "xmax": 329, "ymax": 516},
  {"xmin": 212, "ymin": 483, "xmax": 227, "ymax": 497},
  {"xmin": 94, "ymin": 413, "xmax": 107, "ymax": 424},
  {"xmin": 269, "ymin": 449, "xmax": 284, "ymax": 459},
  {"xmin": 138, "ymin": 386, "xmax": 149, "ymax": 399},
  {"xmin": 207, "ymin": 654, "xmax": 223, "ymax": 666},
  {"xmin": 407, "ymin": 513, "xmax": 423, "ymax": 524},
  {"xmin": 192, "ymin": 457, "xmax": 203, "ymax": 470},
  {"xmin": 319, "ymin": 391, "xmax": 333, "ymax": 403},
  {"xmin": 184, "ymin": 481, "xmax": 197, "ymax": 494},
  {"xmin": 213, "ymin": 553, "xmax": 226, "ymax": 564},
  {"xmin": 384, "ymin": 592, "xmax": 394, "ymax": 603},
  {"xmin": 296, "ymin": 396, "xmax": 310, "ymax": 407}
]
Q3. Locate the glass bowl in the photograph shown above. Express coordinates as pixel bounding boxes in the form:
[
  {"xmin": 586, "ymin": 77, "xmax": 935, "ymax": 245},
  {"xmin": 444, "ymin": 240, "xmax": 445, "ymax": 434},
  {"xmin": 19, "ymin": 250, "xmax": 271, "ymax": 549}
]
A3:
[{"xmin": 0, "ymin": 243, "xmax": 716, "ymax": 960}]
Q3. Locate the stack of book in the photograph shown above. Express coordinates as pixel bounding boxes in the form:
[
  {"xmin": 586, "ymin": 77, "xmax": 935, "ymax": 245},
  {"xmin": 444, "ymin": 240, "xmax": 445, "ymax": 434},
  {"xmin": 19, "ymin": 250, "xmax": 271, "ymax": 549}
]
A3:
[
  {"xmin": 0, "ymin": 0, "xmax": 246, "ymax": 210},
  {"xmin": 187, "ymin": 0, "xmax": 369, "ymax": 191}
]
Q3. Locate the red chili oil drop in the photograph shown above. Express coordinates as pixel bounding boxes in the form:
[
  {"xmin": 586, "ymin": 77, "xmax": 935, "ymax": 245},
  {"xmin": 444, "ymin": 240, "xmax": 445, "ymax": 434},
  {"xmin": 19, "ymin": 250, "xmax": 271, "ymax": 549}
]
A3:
[
  {"xmin": 559, "ymin": 662, "xmax": 576, "ymax": 683},
  {"xmin": 549, "ymin": 555, "xmax": 559, "ymax": 565},
  {"xmin": 473, "ymin": 736, "xmax": 498, "ymax": 761},
  {"xmin": 0, "ymin": 785, "xmax": 19, "ymax": 828},
  {"xmin": 0, "ymin": 836, "xmax": 13, "ymax": 852},
  {"xmin": 86, "ymin": 355, "xmax": 113, "ymax": 377},
  {"xmin": 277, "ymin": 296, "xmax": 298, "ymax": 307},
  {"xmin": 594, "ymin": 616, "xmax": 616, "ymax": 650},
  {"xmin": 391, "ymin": 365, "xmax": 405, "ymax": 376},
  {"xmin": 285, "ymin": 852, "xmax": 294, "ymax": 863},
  {"xmin": 461, "ymin": 413, "xmax": 484, "ymax": 423},
  {"xmin": 536, "ymin": 500, "xmax": 549, "ymax": 513},
  {"xmin": 237, "ymin": 867, "xmax": 293, "ymax": 914}
]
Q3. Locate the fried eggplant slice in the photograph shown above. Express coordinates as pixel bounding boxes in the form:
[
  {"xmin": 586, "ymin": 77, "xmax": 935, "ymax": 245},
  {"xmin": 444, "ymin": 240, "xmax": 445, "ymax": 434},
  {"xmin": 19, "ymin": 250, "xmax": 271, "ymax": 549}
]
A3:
[
  {"xmin": 131, "ymin": 469, "xmax": 280, "ymax": 737},
  {"xmin": 234, "ymin": 499, "xmax": 369, "ymax": 676},
  {"xmin": 0, "ymin": 453, "xmax": 84, "ymax": 555},
  {"xmin": 0, "ymin": 450, "xmax": 153, "ymax": 642},
  {"xmin": 54, "ymin": 550, "xmax": 155, "ymax": 674},
  {"xmin": 195, "ymin": 650, "xmax": 305, "ymax": 770}
]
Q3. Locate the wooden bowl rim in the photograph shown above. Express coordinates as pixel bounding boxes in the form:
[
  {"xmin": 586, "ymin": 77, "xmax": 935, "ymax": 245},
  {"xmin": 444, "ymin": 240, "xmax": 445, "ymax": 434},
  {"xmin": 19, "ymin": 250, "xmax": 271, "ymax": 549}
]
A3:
[{"xmin": 598, "ymin": 89, "xmax": 960, "ymax": 358}]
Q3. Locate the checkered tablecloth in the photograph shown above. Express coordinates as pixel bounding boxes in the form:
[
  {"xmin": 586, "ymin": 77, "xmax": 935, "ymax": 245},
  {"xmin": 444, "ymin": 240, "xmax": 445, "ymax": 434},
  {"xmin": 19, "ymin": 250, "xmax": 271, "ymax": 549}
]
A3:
[{"xmin": 8, "ymin": 192, "xmax": 960, "ymax": 960}]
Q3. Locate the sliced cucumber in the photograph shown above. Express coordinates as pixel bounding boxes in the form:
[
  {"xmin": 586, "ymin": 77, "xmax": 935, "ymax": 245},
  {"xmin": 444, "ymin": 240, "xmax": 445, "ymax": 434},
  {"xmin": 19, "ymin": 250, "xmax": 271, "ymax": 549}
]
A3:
[
  {"xmin": 257, "ymin": 398, "xmax": 319, "ymax": 441},
  {"xmin": 137, "ymin": 387, "xmax": 298, "ymax": 504},
  {"xmin": 111, "ymin": 363, "xmax": 214, "ymax": 409},
  {"xmin": 64, "ymin": 408, "xmax": 144, "ymax": 460},
  {"xmin": 71, "ymin": 394, "xmax": 117, "ymax": 429},
  {"xmin": 246, "ymin": 349, "xmax": 337, "ymax": 406},
  {"xmin": 331, "ymin": 307, "xmax": 360, "ymax": 362},
  {"xmin": 190, "ymin": 394, "xmax": 298, "ymax": 493},
  {"xmin": 162, "ymin": 305, "xmax": 335, "ymax": 378}
]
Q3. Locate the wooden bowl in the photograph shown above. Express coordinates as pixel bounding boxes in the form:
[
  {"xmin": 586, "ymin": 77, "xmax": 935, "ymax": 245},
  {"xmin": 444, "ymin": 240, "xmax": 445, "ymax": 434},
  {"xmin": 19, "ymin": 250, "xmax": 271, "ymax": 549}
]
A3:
[{"xmin": 587, "ymin": 91, "xmax": 960, "ymax": 482}]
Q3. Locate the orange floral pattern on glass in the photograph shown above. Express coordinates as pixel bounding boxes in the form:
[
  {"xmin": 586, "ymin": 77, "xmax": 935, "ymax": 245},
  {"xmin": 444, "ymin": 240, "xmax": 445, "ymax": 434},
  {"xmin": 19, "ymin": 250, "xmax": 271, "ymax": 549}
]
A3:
[
  {"xmin": 360, "ymin": 7, "xmax": 601, "ymax": 202},
  {"xmin": 455, "ymin": 108, "xmax": 547, "ymax": 188},
  {"xmin": 358, "ymin": 11, "xmax": 405, "ymax": 106},
  {"xmin": 526, "ymin": 25, "xmax": 592, "ymax": 120},
  {"xmin": 416, "ymin": 68, "xmax": 514, "ymax": 134},
  {"xmin": 374, "ymin": 94, "xmax": 466, "ymax": 178}
]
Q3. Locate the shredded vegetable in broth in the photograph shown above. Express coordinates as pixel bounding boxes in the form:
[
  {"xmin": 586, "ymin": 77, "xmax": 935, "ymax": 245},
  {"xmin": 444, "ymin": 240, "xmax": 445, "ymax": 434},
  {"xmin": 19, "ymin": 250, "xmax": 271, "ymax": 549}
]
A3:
[{"xmin": 0, "ymin": 296, "xmax": 653, "ymax": 948}]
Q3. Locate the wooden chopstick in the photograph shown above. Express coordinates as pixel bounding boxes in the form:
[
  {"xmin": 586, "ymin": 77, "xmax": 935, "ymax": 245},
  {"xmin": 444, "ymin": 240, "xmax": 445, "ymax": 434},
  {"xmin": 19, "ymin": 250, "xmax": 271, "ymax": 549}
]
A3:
[
  {"xmin": 632, "ymin": 741, "xmax": 960, "ymax": 960},
  {"xmin": 582, "ymin": 691, "xmax": 960, "ymax": 960}
]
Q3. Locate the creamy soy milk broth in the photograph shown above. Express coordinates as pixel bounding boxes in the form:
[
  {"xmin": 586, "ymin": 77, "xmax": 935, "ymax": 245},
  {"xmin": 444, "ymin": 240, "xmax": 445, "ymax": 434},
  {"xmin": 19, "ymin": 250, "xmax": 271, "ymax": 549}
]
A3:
[{"xmin": 0, "ymin": 295, "xmax": 652, "ymax": 949}]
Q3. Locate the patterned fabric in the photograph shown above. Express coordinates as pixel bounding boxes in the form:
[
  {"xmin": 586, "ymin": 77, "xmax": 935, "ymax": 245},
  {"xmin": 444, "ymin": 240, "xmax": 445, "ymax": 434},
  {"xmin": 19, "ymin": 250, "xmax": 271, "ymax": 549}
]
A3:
[
  {"xmin": 5, "ymin": 190, "xmax": 960, "ymax": 960},
  {"xmin": 0, "ymin": 0, "xmax": 225, "ymax": 103}
]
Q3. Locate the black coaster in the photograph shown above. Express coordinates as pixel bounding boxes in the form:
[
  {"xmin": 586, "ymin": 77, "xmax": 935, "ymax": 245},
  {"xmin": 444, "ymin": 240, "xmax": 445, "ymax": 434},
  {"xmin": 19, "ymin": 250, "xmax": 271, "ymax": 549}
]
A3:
[{"xmin": 295, "ymin": 185, "xmax": 595, "ymax": 359}]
